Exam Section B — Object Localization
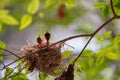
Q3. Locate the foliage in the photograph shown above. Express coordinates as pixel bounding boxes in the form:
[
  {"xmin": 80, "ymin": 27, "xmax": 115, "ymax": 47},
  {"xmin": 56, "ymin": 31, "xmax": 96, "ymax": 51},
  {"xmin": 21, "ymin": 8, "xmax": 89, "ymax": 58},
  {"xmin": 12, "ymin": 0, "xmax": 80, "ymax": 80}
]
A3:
[
  {"xmin": 70, "ymin": 35, "xmax": 120, "ymax": 80},
  {"xmin": 62, "ymin": 50, "xmax": 73, "ymax": 59},
  {"xmin": 0, "ymin": 0, "xmax": 120, "ymax": 80},
  {"xmin": 0, "ymin": 41, "xmax": 6, "ymax": 61},
  {"xmin": 0, "ymin": 0, "xmax": 85, "ymax": 32}
]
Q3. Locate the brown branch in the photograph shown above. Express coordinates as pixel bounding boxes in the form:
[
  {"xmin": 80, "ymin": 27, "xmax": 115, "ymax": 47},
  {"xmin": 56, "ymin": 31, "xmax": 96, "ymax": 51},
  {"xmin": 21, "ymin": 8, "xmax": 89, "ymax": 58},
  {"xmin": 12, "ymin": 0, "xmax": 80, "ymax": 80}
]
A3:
[
  {"xmin": 50, "ymin": 34, "xmax": 92, "ymax": 47},
  {"xmin": 0, "ymin": 47, "xmax": 20, "ymax": 58},
  {"xmin": 2, "ymin": 63, "xmax": 26, "ymax": 79},
  {"xmin": 110, "ymin": 0, "xmax": 120, "ymax": 18},
  {"xmin": 0, "ymin": 55, "xmax": 25, "ymax": 70},
  {"xmin": 1, "ymin": 61, "xmax": 6, "ymax": 67},
  {"xmin": 73, "ymin": 16, "xmax": 116, "ymax": 64},
  {"xmin": 110, "ymin": 0, "xmax": 116, "ymax": 16},
  {"xmin": 73, "ymin": 0, "xmax": 120, "ymax": 64}
]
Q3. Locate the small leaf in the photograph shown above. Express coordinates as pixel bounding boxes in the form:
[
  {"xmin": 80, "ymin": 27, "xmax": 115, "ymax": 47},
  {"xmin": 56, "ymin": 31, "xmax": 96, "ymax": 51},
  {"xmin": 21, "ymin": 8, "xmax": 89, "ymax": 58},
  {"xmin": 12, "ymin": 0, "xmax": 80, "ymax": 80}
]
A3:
[
  {"xmin": 12, "ymin": 73, "xmax": 28, "ymax": 80},
  {"xmin": 62, "ymin": 50, "xmax": 73, "ymax": 59},
  {"xmin": 97, "ymin": 31, "xmax": 112, "ymax": 41},
  {"xmin": 0, "ymin": 9, "xmax": 9, "ymax": 15},
  {"xmin": 69, "ymin": 56, "xmax": 76, "ymax": 63},
  {"xmin": 38, "ymin": 12, "xmax": 44, "ymax": 18},
  {"xmin": 44, "ymin": 0, "xmax": 54, "ymax": 9},
  {"xmin": 0, "ymin": 15, "xmax": 19, "ymax": 25},
  {"xmin": 114, "ymin": 0, "xmax": 120, "ymax": 15},
  {"xmin": 66, "ymin": 0, "xmax": 75, "ymax": 7},
  {"xmin": 0, "ymin": 56, "xmax": 3, "ymax": 61},
  {"xmin": 88, "ymin": 57, "xmax": 94, "ymax": 67},
  {"xmin": 81, "ymin": 50, "xmax": 93, "ymax": 57},
  {"xmin": 76, "ymin": 58, "xmax": 89, "ymax": 70},
  {"xmin": 39, "ymin": 73, "xmax": 48, "ymax": 80},
  {"xmin": 113, "ymin": 35, "xmax": 120, "ymax": 44},
  {"xmin": 4, "ymin": 67, "xmax": 14, "ymax": 76},
  {"xmin": 0, "ymin": 41, "xmax": 6, "ymax": 54},
  {"xmin": 17, "ymin": 64, "xmax": 22, "ymax": 71},
  {"xmin": 93, "ymin": 2, "xmax": 106, "ymax": 8},
  {"xmin": 96, "ymin": 50, "xmax": 105, "ymax": 57},
  {"xmin": 104, "ymin": 31, "xmax": 112, "ymax": 38},
  {"xmin": 27, "ymin": 0, "xmax": 40, "ymax": 15},
  {"xmin": 23, "ymin": 66, "xmax": 30, "ymax": 74},
  {"xmin": 105, "ymin": 52, "xmax": 119, "ymax": 60},
  {"xmin": 102, "ymin": 5, "xmax": 109, "ymax": 18},
  {"xmin": 96, "ymin": 56, "xmax": 105, "ymax": 65},
  {"xmin": 20, "ymin": 14, "xmax": 32, "ymax": 30},
  {"xmin": 0, "ymin": 23, "xmax": 2, "ymax": 32}
]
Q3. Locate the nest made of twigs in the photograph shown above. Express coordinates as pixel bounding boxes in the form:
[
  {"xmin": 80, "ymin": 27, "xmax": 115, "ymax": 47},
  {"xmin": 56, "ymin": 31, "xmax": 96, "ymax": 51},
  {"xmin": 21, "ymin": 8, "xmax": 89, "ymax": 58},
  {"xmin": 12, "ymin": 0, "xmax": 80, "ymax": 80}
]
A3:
[{"xmin": 21, "ymin": 43, "xmax": 63, "ymax": 76}]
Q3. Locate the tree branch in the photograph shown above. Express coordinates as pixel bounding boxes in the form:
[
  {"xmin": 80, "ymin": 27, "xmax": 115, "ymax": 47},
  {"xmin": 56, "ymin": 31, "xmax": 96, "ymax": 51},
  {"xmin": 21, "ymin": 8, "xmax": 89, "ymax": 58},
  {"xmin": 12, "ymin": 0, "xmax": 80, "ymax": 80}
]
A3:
[
  {"xmin": 0, "ymin": 47, "xmax": 20, "ymax": 58},
  {"xmin": 73, "ymin": 16, "xmax": 116, "ymax": 64},
  {"xmin": 50, "ymin": 34, "xmax": 92, "ymax": 47},
  {"xmin": 110, "ymin": 0, "xmax": 116, "ymax": 16}
]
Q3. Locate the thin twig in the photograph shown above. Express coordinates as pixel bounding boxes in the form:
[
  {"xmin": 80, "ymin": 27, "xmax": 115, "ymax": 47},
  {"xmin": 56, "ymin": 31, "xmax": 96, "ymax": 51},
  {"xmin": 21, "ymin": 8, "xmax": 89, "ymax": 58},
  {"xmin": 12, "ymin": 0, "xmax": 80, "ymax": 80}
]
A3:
[
  {"xmin": 110, "ymin": 0, "xmax": 116, "ymax": 16},
  {"xmin": 2, "ymin": 63, "xmax": 26, "ymax": 79},
  {"xmin": 1, "ymin": 61, "xmax": 6, "ymax": 67},
  {"xmin": 0, "ymin": 55, "xmax": 25, "ymax": 70},
  {"xmin": 0, "ymin": 47, "xmax": 20, "ymax": 58},
  {"xmin": 73, "ymin": 16, "xmax": 116, "ymax": 64},
  {"xmin": 50, "ymin": 34, "xmax": 92, "ymax": 47}
]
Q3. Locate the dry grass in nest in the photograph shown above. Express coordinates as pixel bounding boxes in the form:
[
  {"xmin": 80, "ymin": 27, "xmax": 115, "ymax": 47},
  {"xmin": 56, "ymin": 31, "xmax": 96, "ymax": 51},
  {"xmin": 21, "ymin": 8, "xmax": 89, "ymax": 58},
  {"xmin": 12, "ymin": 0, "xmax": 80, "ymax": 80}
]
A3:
[{"xmin": 21, "ymin": 43, "xmax": 63, "ymax": 76}]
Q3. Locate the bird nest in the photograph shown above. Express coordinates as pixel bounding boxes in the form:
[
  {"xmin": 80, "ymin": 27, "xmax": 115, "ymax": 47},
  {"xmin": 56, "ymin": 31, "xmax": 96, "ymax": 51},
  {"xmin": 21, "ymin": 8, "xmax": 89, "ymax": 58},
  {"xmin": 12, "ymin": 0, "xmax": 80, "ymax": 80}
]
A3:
[{"xmin": 21, "ymin": 43, "xmax": 63, "ymax": 76}]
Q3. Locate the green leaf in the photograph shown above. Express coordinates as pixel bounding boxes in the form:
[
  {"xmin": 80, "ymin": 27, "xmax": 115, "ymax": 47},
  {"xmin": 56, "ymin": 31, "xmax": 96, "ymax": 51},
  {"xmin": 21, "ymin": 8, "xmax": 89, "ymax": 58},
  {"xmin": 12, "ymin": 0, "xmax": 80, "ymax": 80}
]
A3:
[
  {"xmin": 113, "ymin": 35, "xmax": 120, "ymax": 44},
  {"xmin": 0, "ymin": 9, "xmax": 18, "ymax": 25},
  {"xmin": 114, "ymin": 0, "xmax": 120, "ymax": 15},
  {"xmin": 39, "ymin": 12, "xmax": 44, "ymax": 18},
  {"xmin": 44, "ymin": 0, "xmax": 54, "ymax": 9},
  {"xmin": 62, "ymin": 50, "xmax": 73, "ymax": 59},
  {"xmin": 105, "ymin": 52, "xmax": 119, "ymax": 60},
  {"xmin": 0, "ymin": 56, "xmax": 3, "ymax": 61},
  {"xmin": 66, "ymin": 0, "xmax": 75, "ymax": 7},
  {"xmin": 104, "ymin": 31, "xmax": 112, "ymax": 38},
  {"xmin": 88, "ymin": 56, "xmax": 94, "ymax": 67},
  {"xmin": 69, "ymin": 56, "xmax": 76, "ymax": 63},
  {"xmin": 17, "ymin": 64, "xmax": 22, "ymax": 71},
  {"xmin": 96, "ymin": 50, "xmax": 106, "ymax": 65},
  {"xmin": 4, "ymin": 67, "xmax": 14, "ymax": 76},
  {"xmin": 0, "ymin": 22, "xmax": 2, "ymax": 32},
  {"xmin": 0, "ymin": 41, "xmax": 6, "ymax": 54},
  {"xmin": 93, "ymin": 2, "xmax": 106, "ymax": 8},
  {"xmin": 96, "ymin": 50, "xmax": 105, "ymax": 57},
  {"xmin": 24, "ymin": 67, "xmax": 30, "ymax": 74},
  {"xmin": 39, "ymin": 73, "xmax": 48, "ymax": 80},
  {"xmin": 12, "ymin": 73, "xmax": 28, "ymax": 80},
  {"xmin": 102, "ymin": 5, "xmax": 109, "ymax": 18},
  {"xmin": 19, "ymin": 14, "xmax": 32, "ymax": 30},
  {"xmin": 81, "ymin": 50, "xmax": 93, "ymax": 57},
  {"xmin": 96, "ymin": 56, "xmax": 105, "ymax": 66},
  {"xmin": 76, "ymin": 58, "xmax": 89, "ymax": 70},
  {"xmin": 97, "ymin": 31, "xmax": 112, "ymax": 41},
  {"xmin": 27, "ymin": 0, "xmax": 40, "ymax": 15},
  {"xmin": 1, "ymin": 78, "xmax": 9, "ymax": 80},
  {"xmin": 0, "ymin": 15, "xmax": 19, "ymax": 25},
  {"xmin": 0, "ymin": 9, "xmax": 9, "ymax": 15}
]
